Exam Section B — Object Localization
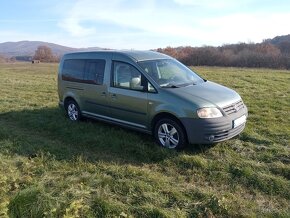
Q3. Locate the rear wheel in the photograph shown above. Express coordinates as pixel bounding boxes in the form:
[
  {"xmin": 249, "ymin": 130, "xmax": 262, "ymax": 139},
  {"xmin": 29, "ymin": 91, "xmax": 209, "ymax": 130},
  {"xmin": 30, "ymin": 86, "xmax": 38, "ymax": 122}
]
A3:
[
  {"xmin": 154, "ymin": 118, "xmax": 186, "ymax": 149},
  {"xmin": 66, "ymin": 100, "xmax": 81, "ymax": 121}
]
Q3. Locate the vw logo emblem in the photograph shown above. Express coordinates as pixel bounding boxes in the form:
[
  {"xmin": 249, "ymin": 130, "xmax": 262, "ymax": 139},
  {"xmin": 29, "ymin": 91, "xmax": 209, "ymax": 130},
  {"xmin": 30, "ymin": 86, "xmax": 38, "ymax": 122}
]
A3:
[{"xmin": 233, "ymin": 104, "xmax": 239, "ymax": 112}]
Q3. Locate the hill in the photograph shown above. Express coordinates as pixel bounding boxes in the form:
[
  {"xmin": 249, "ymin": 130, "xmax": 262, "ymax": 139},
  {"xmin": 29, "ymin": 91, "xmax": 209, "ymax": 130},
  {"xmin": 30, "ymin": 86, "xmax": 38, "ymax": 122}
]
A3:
[
  {"xmin": 1, "ymin": 34, "xmax": 290, "ymax": 65},
  {"xmin": 0, "ymin": 41, "xmax": 103, "ymax": 58},
  {"xmin": 0, "ymin": 41, "xmax": 75, "ymax": 57},
  {"xmin": 266, "ymin": 34, "xmax": 290, "ymax": 45}
]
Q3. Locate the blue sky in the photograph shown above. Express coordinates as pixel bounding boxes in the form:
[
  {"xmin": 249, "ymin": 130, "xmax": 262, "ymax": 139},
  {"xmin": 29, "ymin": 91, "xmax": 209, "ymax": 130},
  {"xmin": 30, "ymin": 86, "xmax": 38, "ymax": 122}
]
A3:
[{"xmin": 1, "ymin": 0, "xmax": 290, "ymax": 49}]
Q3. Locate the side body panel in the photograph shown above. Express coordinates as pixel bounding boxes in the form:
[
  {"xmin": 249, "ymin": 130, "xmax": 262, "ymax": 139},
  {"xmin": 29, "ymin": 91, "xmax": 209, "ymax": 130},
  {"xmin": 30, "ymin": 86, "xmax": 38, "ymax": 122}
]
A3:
[
  {"xmin": 81, "ymin": 55, "xmax": 111, "ymax": 117},
  {"xmin": 58, "ymin": 52, "xmax": 111, "ymax": 116}
]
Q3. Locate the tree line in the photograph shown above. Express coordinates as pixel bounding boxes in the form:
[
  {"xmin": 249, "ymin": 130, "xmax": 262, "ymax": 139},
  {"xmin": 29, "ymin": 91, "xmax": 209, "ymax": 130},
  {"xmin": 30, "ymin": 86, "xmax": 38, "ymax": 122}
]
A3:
[
  {"xmin": 157, "ymin": 41, "xmax": 290, "ymax": 69},
  {"xmin": 24, "ymin": 40, "xmax": 290, "ymax": 68}
]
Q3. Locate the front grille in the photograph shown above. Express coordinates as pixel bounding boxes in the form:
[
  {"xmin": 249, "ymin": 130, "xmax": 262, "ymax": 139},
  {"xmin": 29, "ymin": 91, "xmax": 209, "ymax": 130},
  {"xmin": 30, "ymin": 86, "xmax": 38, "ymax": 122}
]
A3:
[{"xmin": 222, "ymin": 100, "xmax": 244, "ymax": 115}]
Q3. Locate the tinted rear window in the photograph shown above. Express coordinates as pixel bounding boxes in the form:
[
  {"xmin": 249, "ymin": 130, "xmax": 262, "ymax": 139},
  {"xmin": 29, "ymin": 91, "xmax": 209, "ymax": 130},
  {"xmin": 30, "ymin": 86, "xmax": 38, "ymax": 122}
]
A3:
[
  {"xmin": 84, "ymin": 60, "xmax": 106, "ymax": 85},
  {"xmin": 62, "ymin": 59, "xmax": 85, "ymax": 82},
  {"xmin": 62, "ymin": 59, "xmax": 106, "ymax": 84}
]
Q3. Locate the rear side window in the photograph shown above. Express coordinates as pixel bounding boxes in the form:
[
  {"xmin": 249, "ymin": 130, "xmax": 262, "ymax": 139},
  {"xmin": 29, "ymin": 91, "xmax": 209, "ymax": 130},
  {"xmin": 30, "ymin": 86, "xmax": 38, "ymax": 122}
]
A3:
[
  {"xmin": 84, "ymin": 60, "xmax": 106, "ymax": 85},
  {"xmin": 62, "ymin": 59, "xmax": 85, "ymax": 82},
  {"xmin": 62, "ymin": 59, "xmax": 106, "ymax": 85}
]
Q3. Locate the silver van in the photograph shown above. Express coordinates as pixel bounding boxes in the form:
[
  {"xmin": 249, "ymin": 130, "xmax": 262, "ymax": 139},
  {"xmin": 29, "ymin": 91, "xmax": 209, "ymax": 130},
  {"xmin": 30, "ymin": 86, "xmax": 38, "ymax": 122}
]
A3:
[{"xmin": 58, "ymin": 50, "xmax": 247, "ymax": 149}]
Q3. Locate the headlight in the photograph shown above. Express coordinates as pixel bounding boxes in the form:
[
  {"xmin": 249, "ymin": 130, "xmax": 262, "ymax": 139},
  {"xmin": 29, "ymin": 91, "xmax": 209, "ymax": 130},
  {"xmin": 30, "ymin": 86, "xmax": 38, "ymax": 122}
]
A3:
[{"xmin": 197, "ymin": 107, "xmax": 223, "ymax": 118}]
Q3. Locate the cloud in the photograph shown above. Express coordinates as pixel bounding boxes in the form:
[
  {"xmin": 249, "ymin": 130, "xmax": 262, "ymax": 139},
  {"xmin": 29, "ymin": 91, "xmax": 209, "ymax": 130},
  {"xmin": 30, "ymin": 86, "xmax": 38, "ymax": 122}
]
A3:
[
  {"xmin": 58, "ymin": 0, "xmax": 195, "ymax": 38},
  {"xmin": 199, "ymin": 12, "xmax": 290, "ymax": 44},
  {"xmin": 51, "ymin": 0, "xmax": 290, "ymax": 48},
  {"xmin": 172, "ymin": 0, "xmax": 244, "ymax": 8},
  {"xmin": 57, "ymin": 1, "xmax": 246, "ymax": 46},
  {"xmin": 59, "ymin": 18, "xmax": 96, "ymax": 37}
]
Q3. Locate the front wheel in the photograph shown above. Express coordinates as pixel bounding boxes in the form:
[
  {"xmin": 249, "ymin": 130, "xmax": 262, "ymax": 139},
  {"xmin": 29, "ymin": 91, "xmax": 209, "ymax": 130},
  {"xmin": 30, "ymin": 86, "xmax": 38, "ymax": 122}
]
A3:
[
  {"xmin": 66, "ymin": 100, "xmax": 81, "ymax": 121},
  {"xmin": 154, "ymin": 118, "xmax": 186, "ymax": 149}
]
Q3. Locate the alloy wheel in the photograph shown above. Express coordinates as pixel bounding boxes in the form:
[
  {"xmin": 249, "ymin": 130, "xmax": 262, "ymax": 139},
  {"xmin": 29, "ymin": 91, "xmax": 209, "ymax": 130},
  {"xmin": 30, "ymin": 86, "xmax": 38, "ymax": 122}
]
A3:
[
  {"xmin": 158, "ymin": 123, "xmax": 179, "ymax": 148},
  {"xmin": 67, "ymin": 103, "xmax": 79, "ymax": 121}
]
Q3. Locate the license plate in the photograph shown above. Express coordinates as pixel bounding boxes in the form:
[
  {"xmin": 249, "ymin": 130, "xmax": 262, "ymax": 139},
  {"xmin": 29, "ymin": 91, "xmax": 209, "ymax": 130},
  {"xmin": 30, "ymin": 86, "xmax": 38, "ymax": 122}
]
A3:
[{"xmin": 233, "ymin": 115, "xmax": 246, "ymax": 128}]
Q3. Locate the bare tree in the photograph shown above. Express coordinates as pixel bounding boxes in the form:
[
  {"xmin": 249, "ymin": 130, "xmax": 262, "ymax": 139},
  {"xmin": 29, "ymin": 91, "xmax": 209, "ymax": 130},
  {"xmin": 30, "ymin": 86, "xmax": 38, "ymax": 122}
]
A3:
[{"xmin": 33, "ymin": 46, "xmax": 54, "ymax": 62}]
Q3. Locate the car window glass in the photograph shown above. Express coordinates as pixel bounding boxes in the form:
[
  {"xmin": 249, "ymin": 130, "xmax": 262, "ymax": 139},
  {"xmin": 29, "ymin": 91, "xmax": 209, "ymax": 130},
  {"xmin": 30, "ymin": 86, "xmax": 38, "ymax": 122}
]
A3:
[
  {"xmin": 85, "ymin": 60, "xmax": 106, "ymax": 84},
  {"xmin": 148, "ymin": 82, "xmax": 156, "ymax": 93},
  {"xmin": 113, "ymin": 62, "xmax": 144, "ymax": 91},
  {"xmin": 62, "ymin": 59, "xmax": 85, "ymax": 81},
  {"xmin": 138, "ymin": 59, "xmax": 204, "ymax": 87}
]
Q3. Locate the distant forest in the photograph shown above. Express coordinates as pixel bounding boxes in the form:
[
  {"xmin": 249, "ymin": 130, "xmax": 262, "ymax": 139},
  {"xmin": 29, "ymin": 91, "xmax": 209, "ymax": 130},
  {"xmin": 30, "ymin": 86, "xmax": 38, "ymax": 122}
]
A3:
[
  {"xmin": 157, "ymin": 35, "xmax": 290, "ymax": 69},
  {"xmin": 1, "ymin": 35, "xmax": 290, "ymax": 69}
]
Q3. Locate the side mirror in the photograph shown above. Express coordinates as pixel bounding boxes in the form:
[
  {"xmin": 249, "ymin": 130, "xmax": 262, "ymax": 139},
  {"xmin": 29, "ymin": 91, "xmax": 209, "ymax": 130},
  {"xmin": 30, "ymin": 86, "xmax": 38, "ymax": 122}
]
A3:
[{"xmin": 130, "ymin": 77, "xmax": 144, "ymax": 91}]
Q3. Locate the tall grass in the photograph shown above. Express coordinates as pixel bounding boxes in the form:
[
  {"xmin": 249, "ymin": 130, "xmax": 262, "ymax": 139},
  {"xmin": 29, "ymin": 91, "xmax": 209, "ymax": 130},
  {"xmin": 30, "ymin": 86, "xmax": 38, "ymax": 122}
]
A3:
[{"xmin": 0, "ymin": 63, "xmax": 289, "ymax": 217}]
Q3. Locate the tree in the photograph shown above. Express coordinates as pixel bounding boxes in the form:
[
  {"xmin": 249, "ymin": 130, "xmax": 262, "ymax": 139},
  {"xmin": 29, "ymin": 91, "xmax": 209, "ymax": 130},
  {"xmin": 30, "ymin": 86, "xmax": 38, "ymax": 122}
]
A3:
[
  {"xmin": 156, "ymin": 41, "xmax": 290, "ymax": 69},
  {"xmin": 33, "ymin": 46, "xmax": 54, "ymax": 62}
]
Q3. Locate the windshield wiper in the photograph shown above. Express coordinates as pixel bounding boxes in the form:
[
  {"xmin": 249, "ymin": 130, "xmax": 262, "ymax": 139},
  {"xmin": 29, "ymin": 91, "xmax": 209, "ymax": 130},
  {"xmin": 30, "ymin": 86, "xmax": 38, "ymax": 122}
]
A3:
[
  {"xmin": 161, "ymin": 83, "xmax": 180, "ymax": 88},
  {"xmin": 176, "ymin": 82, "xmax": 196, "ymax": 87}
]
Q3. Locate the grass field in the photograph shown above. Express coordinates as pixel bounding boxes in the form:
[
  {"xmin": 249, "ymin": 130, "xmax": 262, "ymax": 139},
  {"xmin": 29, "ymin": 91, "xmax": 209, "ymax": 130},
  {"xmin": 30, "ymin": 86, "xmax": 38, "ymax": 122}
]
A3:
[{"xmin": 0, "ymin": 62, "xmax": 289, "ymax": 217}]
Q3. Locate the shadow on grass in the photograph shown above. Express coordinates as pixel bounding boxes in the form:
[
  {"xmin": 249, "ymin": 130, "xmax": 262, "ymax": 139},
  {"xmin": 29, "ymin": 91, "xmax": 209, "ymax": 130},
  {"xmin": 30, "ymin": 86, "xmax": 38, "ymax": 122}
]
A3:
[
  {"xmin": 239, "ymin": 132, "xmax": 273, "ymax": 146},
  {"xmin": 0, "ymin": 107, "xmax": 212, "ymax": 165}
]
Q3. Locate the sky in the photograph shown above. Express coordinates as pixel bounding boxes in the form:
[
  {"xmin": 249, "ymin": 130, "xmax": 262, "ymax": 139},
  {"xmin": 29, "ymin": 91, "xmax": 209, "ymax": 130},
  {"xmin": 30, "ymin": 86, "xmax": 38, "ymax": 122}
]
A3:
[{"xmin": 1, "ymin": 0, "xmax": 290, "ymax": 49}]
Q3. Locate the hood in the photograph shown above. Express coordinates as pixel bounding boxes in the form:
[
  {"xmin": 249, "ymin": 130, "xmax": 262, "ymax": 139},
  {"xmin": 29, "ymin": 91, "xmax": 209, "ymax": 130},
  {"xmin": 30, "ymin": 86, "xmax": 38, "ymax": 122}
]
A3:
[{"xmin": 167, "ymin": 81, "xmax": 241, "ymax": 108}]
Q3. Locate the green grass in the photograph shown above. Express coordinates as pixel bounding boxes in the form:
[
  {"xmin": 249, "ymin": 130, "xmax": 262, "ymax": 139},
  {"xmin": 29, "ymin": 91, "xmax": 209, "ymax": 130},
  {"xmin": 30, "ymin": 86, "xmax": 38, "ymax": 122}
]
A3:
[{"xmin": 0, "ymin": 62, "xmax": 289, "ymax": 217}]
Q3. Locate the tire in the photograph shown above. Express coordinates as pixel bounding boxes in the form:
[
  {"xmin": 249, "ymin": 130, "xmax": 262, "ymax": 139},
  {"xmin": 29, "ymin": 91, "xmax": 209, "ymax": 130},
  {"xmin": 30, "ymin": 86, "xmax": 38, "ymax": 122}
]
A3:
[
  {"xmin": 65, "ymin": 100, "xmax": 81, "ymax": 121},
  {"xmin": 154, "ymin": 118, "xmax": 186, "ymax": 149}
]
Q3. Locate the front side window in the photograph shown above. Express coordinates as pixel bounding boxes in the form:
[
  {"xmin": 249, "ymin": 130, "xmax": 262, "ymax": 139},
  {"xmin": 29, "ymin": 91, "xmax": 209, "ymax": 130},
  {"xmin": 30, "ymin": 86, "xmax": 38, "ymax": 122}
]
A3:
[
  {"xmin": 113, "ymin": 62, "xmax": 145, "ymax": 91},
  {"xmin": 138, "ymin": 59, "xmax": 204, "ymax": 87}
]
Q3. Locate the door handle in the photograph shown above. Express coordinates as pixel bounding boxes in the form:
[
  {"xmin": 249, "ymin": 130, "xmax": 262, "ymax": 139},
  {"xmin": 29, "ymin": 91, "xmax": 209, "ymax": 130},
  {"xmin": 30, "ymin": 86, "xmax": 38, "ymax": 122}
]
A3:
[
  {"xmin": 101, "ymin": 91, "xmax": 106, "ymax": 97},
  {"xmin": 111, "ymin": 93, "xmax": 117, "ymax": 99}
]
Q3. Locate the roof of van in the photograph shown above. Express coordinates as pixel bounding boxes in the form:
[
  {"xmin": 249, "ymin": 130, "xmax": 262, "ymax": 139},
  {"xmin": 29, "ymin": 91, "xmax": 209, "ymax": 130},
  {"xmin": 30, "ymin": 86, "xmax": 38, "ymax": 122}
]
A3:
[
  {"xmin": 63, "ymin": 50, "xmax": 171, "ymax": 62},
  {"xmin": 117, "ymin": 50, "xmax": 170, "ymax": 61}
]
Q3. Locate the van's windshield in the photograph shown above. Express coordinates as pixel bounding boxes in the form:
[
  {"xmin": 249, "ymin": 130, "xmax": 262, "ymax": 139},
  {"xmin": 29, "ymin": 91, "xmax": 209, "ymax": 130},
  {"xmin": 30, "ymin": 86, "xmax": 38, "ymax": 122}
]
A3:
[{"xmin": 138, "ymin": 59, "xmax": 204, "ymax": 87}]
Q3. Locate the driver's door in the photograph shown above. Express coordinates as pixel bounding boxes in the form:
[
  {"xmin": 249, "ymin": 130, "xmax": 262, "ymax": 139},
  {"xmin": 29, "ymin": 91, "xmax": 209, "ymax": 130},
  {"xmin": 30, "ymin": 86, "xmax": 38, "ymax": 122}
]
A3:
[{"xmin": 108, "ymin": 61, "xmax": 149, "ymax": 129}]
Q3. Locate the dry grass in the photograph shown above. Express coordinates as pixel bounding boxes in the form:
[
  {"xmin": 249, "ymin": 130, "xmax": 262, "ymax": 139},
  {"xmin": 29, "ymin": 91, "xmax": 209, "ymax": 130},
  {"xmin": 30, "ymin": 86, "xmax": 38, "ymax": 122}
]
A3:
[{"xmin": 0, "ymin": 62, "xmax": 289, "ymax": 217}]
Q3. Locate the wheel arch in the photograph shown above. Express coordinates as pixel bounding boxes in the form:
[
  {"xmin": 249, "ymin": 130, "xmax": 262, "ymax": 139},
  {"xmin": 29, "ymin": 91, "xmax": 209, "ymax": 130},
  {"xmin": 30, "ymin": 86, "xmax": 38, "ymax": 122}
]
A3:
[
  {"xmin": 64, "ymin": 96, "xmax": 77, "ymax": 111},
  {"xmin": 151, "ymin": 112, "xmax": 188, "ymax": 143}
]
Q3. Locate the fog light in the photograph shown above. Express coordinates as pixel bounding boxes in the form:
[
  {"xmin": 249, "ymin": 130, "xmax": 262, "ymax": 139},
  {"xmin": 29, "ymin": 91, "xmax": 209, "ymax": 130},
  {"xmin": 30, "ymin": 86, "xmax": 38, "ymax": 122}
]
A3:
[{"xmin": 208, "ymin": 135, "xmax": 215, "ymax": 142}]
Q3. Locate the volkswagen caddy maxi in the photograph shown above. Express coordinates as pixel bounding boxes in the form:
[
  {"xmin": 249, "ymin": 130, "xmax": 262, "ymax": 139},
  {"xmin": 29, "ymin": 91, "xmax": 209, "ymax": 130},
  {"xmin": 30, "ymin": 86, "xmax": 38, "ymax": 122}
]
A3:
[{"xmin": 58, "ymin": 50, "xmax": 247, "ymax": 149}]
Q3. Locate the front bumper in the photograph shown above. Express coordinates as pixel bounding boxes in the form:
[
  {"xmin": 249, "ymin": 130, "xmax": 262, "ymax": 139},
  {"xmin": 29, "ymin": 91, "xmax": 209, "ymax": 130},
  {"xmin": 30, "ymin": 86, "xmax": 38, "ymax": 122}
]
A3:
[{"xmin": 180, "ymin": 106, "xmax": 248, "ymax": 144}]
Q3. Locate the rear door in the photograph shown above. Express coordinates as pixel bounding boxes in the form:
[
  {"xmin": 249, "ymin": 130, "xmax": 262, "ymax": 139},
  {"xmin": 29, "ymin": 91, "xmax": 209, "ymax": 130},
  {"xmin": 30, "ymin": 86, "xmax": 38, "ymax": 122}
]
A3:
[
  {"xmin": 108, "ymin": 61, "xmax": 149, "ymax": 129},
  {"xmin": 82, "ymin": 59, "xmax": 110, "ymax": 116},
  {"xmin": 61, "ymin": 59, "xmax": 86, "ymax": 106}
]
